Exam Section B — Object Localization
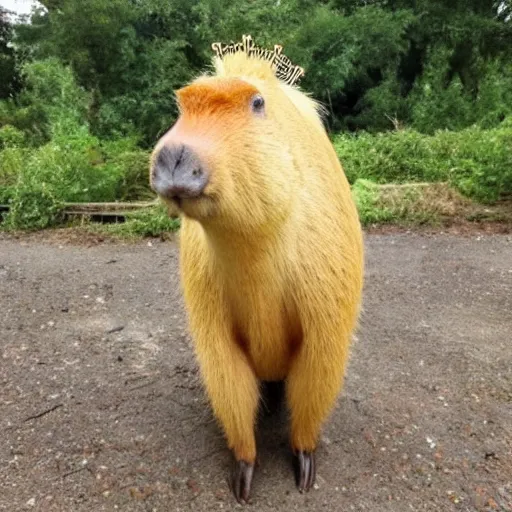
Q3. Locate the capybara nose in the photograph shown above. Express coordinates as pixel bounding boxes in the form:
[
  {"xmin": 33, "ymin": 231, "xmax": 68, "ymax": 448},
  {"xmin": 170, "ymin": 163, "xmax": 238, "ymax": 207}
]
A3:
[{"xmin": 151, "ymin": 144, "xmax": 208, "ymax": 199}]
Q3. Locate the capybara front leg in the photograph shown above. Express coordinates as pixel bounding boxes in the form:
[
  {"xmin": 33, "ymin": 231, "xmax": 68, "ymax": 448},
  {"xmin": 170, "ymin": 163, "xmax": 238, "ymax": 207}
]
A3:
[
  {"xmin": 195, "ymin": 336, "xmax": 260, "ymax": 503},
  {"xmin": 286, "ymin": 332, "xmax": 350, "ymax": 492}
]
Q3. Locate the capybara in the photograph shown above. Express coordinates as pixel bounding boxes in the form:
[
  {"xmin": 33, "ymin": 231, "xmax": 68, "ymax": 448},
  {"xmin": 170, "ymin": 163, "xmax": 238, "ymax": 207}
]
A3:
[{"xmin": 150, "ymin": 35, "xmax": 364, "ymax": 504}]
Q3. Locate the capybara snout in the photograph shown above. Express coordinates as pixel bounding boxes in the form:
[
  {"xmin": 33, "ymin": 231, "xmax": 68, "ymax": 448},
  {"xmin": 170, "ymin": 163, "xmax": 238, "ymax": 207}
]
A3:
[{"xmin": 151, "ymin": 144, "xmax": 208, "ymax": 200}]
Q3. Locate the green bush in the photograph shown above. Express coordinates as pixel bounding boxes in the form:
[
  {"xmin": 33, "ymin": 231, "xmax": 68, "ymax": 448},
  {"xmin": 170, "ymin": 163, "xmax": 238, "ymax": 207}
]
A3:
[
  {"xmin": 408, "ymin": 51, "xmax": 512, "ymax": 134},
  {"xmin": 0, "ymin": 143, "xmax": 23, "ymax": 203},
  {"xmin": 0, "ymin": 125, "xmax": 25, "ymax": 149},
  {"xmin": 6, "ymin": 184, "xmax": 62, "ymax": 230},
  {"xmin": 106, "ymin": 148, "xmax": 152, "ymax": 201},
  {"xmin": 0, "ymin": 58, "xmax": 91, "ymax": 146},
  {"xmin": 0, "ymin": 133, "xmax": 151, "ymax": 230},
  {"xmin": 0, "ymin": 57, "xmax": 154, "ymax": 230},
  {"xmin": 351, "ymin": 179, "xmax": 394, "ymax": 224},
  {"xmin": 335, "ymin": 124, "xmax": 512, "ymax": 203}
]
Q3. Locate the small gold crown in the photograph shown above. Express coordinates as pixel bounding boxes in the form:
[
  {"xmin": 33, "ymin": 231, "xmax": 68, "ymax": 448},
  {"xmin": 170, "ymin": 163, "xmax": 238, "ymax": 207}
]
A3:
[{"xmin": 211, "ymin": 34, "xmax": 305, "ymax": 86}]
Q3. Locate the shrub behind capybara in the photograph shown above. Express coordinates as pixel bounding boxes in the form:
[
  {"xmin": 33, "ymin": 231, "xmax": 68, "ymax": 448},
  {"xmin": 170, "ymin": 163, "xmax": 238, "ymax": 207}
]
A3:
[{"xmin": 150, "ymin": 36, "xmax": 364, "ymax": 504}]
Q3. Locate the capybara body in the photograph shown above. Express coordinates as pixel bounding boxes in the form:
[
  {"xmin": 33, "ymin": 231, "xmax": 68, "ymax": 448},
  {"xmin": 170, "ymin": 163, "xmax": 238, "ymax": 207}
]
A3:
[{"xmin": 150, "ymin": 43, "xmax": 364, "ymax": 503}]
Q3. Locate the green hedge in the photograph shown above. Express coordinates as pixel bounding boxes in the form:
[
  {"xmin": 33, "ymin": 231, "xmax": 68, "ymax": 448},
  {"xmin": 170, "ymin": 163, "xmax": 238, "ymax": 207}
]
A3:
[{"xmin": 334, "ymin": 122, "xmax": 512, "ymax": 203}]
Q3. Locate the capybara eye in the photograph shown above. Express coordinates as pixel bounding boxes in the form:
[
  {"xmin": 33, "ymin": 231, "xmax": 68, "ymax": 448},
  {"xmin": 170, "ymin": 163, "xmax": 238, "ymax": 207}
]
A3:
[{"xmin": 251, "ymin": 94, "xmax": 265, "ymax": 113}]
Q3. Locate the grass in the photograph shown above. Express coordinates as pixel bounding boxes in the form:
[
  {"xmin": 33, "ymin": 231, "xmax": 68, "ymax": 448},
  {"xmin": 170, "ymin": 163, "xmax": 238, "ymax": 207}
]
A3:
[
  {"xmin": 77, "ymin": 203, "xmax": 180, "ymax": 239},
  {"xmin": 351, "ymin": 180, "xmax": 512, "ymax": 227}
]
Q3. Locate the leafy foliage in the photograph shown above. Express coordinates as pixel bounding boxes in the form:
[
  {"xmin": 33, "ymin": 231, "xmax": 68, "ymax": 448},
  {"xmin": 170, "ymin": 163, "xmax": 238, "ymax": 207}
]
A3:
[
  {"xmin": 351, "ymin": 179, "xmax": 394, "ymax": 225},
  {"xmin": 0, "ymin": 7, "xmax": 20, "ymax": 99},
  {"xmin": 335, "ymin": 123, "xmax": 512, "ymax": 203},
  {"xmin": 0, "ymin": 0, "xmax": 511, "ymax": 232},
  {"xmin": 0, "ymin": 58, "xmax": 90, "ymax": 145},
  {"xmin": 409, "ymin": 51, "xmax": 512, "ymax": 133},
  {"xmin": 4, "ymin": 0, "xmax": 511, "ymax": 138},
  {"xmin": 289, "ymin": 5, "xmax": 415, "ymax": 131}
]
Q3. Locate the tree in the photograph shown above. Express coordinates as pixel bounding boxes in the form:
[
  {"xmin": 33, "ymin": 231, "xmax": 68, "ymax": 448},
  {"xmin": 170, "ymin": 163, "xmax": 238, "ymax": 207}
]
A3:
[
  {"xmin": 0, "ymin": 7, "xmax": 20, "ymax": 99},
  {"xmin": 5, "ymin": 0, "xmax": 512, "ymax": 139}
]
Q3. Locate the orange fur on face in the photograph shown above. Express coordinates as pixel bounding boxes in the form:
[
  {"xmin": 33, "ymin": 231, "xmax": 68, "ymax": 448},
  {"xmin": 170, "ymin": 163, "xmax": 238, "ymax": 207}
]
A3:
[
  {"xmin": 170, "ymin": 79, "xmax": 260, "ymax": 168},
  {"xmin": 176, "ymin": 79, "xmax": 259, "ymax": 118},
  {"xmin": 153, "ymin": 52, "xmax": 364, "ymax": 470}
]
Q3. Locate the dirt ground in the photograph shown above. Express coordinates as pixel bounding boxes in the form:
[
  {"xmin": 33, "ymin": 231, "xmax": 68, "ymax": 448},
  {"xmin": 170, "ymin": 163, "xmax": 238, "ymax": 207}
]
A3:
[{"xmin": 1, "ymin": 230, "xmax": 511, "ymax": 512}]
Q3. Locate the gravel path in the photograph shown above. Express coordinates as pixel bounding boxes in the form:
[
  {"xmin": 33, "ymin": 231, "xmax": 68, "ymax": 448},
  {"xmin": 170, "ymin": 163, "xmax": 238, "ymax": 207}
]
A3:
[{"xmin": 1, "ymin": 232, "xmax": 511, "ymax": 511}]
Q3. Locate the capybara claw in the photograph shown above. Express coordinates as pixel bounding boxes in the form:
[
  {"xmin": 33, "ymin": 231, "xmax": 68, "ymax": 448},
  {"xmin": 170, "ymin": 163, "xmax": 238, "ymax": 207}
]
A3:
[
  {"xmin": 294, "ymin": 450, "xmax": 316, "ymax": 493},
  {"xmin": 231, "ymin": 460, "xmax": 254, "ymax": 504}
]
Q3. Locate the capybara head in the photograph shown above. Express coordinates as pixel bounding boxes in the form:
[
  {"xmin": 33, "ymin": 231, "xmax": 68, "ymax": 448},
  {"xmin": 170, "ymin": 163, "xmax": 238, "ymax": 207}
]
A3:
[{"xmin": 150, "ymin": 51, "xmax": 325, "ymax": 232}]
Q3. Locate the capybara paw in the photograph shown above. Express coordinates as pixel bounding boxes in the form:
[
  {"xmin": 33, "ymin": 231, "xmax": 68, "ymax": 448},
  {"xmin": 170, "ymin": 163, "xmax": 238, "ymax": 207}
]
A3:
[
  {"xmin": 293, "ymin": 450, "xmax": 316, "ymax": 493},
  {"xmin": 231, "ymin": 460, "xmax": 255, "ymax": 504}
]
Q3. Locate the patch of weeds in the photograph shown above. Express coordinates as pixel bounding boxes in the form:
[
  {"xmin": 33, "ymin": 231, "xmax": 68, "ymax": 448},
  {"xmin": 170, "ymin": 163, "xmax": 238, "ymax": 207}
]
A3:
[
  {"xmin": 352, "ymin": 179, "xmax": 395, "ymax": 225},
  {"xmin": 5, "ymin": 184, "xmax": 63, "ymax": 230},
  {"xmin": 352, "ymin": 180, "xmax": 482, "ymax": 226},
  {"xmin": 87, "ymin": 203, "xmax": 180, "ymax": 238}
]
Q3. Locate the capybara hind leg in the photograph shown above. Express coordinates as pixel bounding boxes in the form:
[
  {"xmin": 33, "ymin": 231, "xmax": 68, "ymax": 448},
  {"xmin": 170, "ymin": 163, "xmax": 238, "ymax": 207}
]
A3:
[
  {"xmin": 195, "ymin": 337, "xmax": 259, "ymax": 503},
  {"xmin": 286, "ymin": 333, "xmax": 349, "ymax": 492}
]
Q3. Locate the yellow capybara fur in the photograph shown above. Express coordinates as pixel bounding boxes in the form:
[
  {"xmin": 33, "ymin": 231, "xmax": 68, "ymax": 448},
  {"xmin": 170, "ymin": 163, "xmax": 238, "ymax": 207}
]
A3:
[{"xmin": 150, "ymin": 38, "xmax": 364, "ymax": 503}]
